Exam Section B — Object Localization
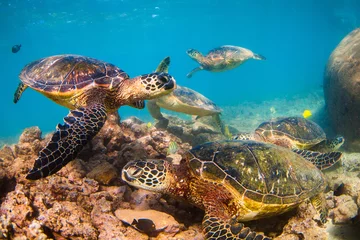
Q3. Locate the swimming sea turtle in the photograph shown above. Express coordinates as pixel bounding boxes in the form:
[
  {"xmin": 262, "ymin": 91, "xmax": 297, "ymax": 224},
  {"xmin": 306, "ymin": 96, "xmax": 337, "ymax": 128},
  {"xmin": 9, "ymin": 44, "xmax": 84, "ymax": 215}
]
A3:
[
  {"xmin": 122, "ymin": 140, "xmax": 328, "ymax": 240},
  {"xmin": 186, "ymin": 45, "xmax": 266, "ymax": 78},
  {"xmin": 233, "ymin": 117, "xmax": 344, "ymax": 170},
  {"xmin": 14, "ymin": 54, "xmax": 176, "ymax": 180},
  {"xmin": 148, "ymin": 57, "xmax": 222, "ymax": 129}
]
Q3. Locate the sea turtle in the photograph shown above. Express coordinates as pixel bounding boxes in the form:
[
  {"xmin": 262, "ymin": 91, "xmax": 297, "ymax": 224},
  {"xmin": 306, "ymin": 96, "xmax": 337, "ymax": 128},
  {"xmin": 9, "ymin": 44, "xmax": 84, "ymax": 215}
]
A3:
[
  {"xmin": 233, "ymin": 117, "xmax": 344, "ymax": 170},
  {"xmin": 122, "ymin": 140, "xmax": 328, "ymax": 240},
  {"xmin": 14, "ymin": 54, "xmax": 176, "ymax": 180},
  {"xmin": 148, "ymin": 57, "xmax": 222, "ymax": 129},
  {"xmin": 186, "ymin": 45, "xmax": 266, "ymax": 78}
]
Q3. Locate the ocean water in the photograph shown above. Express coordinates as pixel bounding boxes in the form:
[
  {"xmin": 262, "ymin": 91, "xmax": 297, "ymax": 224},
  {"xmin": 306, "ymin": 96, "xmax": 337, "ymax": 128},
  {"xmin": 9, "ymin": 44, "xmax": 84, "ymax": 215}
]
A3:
[{"xmin": 0, "ymin": 0, "xmax": 359, "ymax": 141}]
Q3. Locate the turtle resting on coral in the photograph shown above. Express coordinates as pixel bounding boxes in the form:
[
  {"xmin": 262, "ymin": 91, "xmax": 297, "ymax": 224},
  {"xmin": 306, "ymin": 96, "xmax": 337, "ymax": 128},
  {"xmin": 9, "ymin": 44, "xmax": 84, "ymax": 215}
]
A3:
[
  {"xmin": 148, "ymin": 57, "xmax": 222, "ymax": 129},
  {"xmin": 122, "ymin": 140, "xmax": 328, "ymax": 240},
  {"xmin": 233, "ymin": 117, "xmax": 344, "ymax": 170},
  {"xmin": 14, "ymin": 54, "xmax": 176, "ymax": 180},
  {"xmin": 186, "ymin": 45, "xmax": 266, "ymax": 78}
]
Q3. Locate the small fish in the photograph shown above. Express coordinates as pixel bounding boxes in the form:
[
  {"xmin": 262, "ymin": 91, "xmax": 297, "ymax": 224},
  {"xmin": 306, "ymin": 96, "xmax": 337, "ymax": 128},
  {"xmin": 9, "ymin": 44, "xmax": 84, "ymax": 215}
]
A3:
[
  {"xmin": 224, "ymin": 125, "xmax": 232, "ymax": 140},
  {"xmin": 270, "ymin": 106, "xmax": 276, "ymax": 114},
  {"xmin": 302, "ymin": 109, "xmax": 312, "ymax": 119},
  {"xmin": 131, "ymin": 218, "xmax": 160, "ymax": 237},
  {"xmin": 146, "ymin": 122, "xmax": 152, "ymax": 129},
  {"xmin": 121, "ymin": 218, "xmax": 165, "ymax": 237},
  {"xmin": 167, "ymin": 141, "xmax": 178, "ymax": 155},
  {"xmin": 12, "ymin": 44, "xmax": 21, "ymax": 53}
]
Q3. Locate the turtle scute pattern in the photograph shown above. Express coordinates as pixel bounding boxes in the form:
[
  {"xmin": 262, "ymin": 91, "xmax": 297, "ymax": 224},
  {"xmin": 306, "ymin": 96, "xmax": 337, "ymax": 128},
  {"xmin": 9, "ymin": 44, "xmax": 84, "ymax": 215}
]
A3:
[
  {"xmin": 173, "ymin": 86, "xmax": 220, "ymax": 110},
  {"xmin": 21, "ymin": 55, "xmax": 129, "ymax": 92},
  {"xmin": 188, "ymin": 141, "xmax": 324, "ymax": 205},
  {"xmin": 26, "ymin": 104, "xmax": 107, "ymax": 180},
  {"xmin": 256, "ymin": 117, "xmax": 326, "ymax": 145}
]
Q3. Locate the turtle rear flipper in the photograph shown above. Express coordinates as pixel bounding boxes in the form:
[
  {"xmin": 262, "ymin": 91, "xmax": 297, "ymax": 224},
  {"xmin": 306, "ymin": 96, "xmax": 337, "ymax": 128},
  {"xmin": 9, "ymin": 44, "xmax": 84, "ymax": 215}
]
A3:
[
  {"xmin": 14, "ymin": 83, "xmax": 28, "ymax": 103},
  {"xmin": 186, "ymin": 66, "xmax": 203, "ymax": 78},
  {"xmin": 26, "ymin": 104, "xmax": 107, "ymax": 180},
  {"xmin": 292, "ymin": 149, "xmax": 342, "ymax": 170},
  {"xmin": 308, "ymin": 137, "xmax": 345, "ymax": 152},
  {"xmin": 253, "ymin": 53, "xmax": 266, "ymax": 61}
]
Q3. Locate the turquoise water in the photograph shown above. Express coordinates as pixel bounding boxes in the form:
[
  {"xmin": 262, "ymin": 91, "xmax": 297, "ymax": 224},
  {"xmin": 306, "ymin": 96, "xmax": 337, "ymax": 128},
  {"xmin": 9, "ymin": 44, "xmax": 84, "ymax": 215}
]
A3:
[{"xmin": 0, "ymin": 0, "xmax": 359, "ymax": 139}]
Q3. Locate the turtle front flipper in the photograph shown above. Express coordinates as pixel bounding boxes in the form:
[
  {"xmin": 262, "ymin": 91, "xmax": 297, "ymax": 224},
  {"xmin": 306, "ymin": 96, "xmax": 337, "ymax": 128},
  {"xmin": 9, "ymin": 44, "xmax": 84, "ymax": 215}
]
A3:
[
  {"xmin": 292, "ymin": 149, "xmax": 342, "ymax": 170},
  {"xmin": 186, "ymin": 66, "xmax": 203, "ymax": 78},
  {"xmin": 147, "ymin": 100, "xmax": 169, "ymax": 129},
  {"xmin": 310, "ymin": 194, "xmax": 328, "ymax": 224},
  {"xmin": 308, "ymin": 137, "xmax": 345, "ymax": 152},
  {"xmin": 232, "ymin": 133, "xmax": 255, "ymax": 141},
  {"xmin": 26, "ymin": 104, "xmax": 107, "ymax": 180},
  {"xmin": 155, "ymin": 56, "xmax": 170, "ymax": 73},
  {"xmin": 202, "ymin": 203, "xmax": 270, "ymax": 240},
  {"xmin": 14, "ymin": 82, "xmax": 28, "ymax": 103},
  {"xmin": 203, "ymin": 215, "xmax": 270, "ymax": 240}
]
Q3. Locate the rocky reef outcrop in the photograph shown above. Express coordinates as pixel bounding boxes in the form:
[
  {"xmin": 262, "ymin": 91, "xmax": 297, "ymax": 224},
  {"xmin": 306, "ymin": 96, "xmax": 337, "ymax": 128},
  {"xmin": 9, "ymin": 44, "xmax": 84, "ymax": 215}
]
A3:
[
  {"xmin": 324, "ymin": 28, "xmax": 360, "ymax": 151},
  {"xmin": 0, "ymin": 112, "xmax": 359, "ymax": 239}
]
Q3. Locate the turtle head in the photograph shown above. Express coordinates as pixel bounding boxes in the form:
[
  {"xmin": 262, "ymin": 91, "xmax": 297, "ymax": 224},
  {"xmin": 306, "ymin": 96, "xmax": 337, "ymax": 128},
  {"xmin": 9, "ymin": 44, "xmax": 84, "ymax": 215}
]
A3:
[
  {"xmin": 186, "ymin": 49, "xmax": 203, "ymax": 61},
  {"xmin": 330, "ymin": 136, "xmax": 345, "ymax": 150},
  {"xmin": 122, "ymin": 159, "xmax": 175, "ymax": 193},
  {"xmin": 120, "ymin": 72, "xmax": 176, "ymax": 105}
]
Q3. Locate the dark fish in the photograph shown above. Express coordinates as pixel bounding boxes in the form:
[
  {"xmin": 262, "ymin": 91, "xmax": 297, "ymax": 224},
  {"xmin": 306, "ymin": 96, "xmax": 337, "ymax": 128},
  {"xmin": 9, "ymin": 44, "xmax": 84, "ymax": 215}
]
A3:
[
  {"xmin": 12, "ymin": 44, "xmax": 21, "ymax": 53},
  {"xmin": 122, "ymin": 218, "xmax": 165, "ymax": 237},
  {"xmin": 334, "ymin": 183, "xmax": 345, "ymax": 196}
]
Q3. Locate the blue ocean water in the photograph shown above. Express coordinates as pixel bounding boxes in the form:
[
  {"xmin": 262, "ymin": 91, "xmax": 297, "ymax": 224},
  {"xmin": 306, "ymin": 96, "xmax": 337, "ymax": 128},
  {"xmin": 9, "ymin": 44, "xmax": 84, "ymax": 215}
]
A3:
[{"xmin": 0, "ymin": 0, "xmax": 359, "ymax": 140}]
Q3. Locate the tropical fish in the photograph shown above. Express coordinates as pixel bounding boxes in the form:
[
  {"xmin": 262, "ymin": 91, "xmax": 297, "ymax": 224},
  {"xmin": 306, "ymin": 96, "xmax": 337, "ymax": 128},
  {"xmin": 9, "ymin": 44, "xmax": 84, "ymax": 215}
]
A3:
[
  {"xmin": 12, "ymin": 44, "xmax": 21, "ymax": 53},
  {"xmin": 131, "ymin": 218, "xmax": 160, "ymax": 237},
  {"xmin": 302, "ymin": 110, "xmax": 312, "ymax": 119},
  {"xmin": 167, "ymin": 141, "xmax": 178, "ymax": 155},
  {"xmin": 146, "ymin": 122, "xmax": 152, "ymax": 129},
  {"xmin": 224, "ymin": 125, "xmax": 232, "ymax": 140}
]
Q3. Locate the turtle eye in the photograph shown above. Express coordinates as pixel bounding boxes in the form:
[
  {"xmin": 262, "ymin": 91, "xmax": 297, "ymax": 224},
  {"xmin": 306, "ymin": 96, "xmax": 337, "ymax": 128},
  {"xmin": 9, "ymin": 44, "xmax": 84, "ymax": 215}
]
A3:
[
  {"xmin": 128, "ymin": 166, "xmax": 143, "ymax": 178},
  {"xmin": 158, "ymin": 74, "xmax": 169, "ymax": 84}
]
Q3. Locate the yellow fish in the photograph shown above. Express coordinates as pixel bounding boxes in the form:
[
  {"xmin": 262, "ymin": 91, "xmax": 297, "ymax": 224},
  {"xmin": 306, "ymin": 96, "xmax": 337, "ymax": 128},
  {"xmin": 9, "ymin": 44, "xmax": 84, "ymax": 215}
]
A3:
[
  {"xmin": 224, "ymin": 125, "xmax": 232, "ymax": 140},
  {"xmin": 146, "ymin": 122, "xmax": 152, "ymax": 129},
  {"xmin": 167, "ymin": 141, "xmax": 178, "ymax": 155},
  {"xmin": 303, "ymin": 110, "xmax": 312, "ymax": 119}
]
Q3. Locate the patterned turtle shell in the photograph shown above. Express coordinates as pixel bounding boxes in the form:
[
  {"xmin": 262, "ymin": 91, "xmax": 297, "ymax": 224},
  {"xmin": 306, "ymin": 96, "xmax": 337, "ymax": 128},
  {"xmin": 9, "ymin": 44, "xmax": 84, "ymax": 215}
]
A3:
[
  {"xmin": 172, "ymin": 86, "xmax": 221, "ymax": 113},
  {"xmin": 186, "ymin": 140, "xmax": 324, "ymax": 205},
  {"xmin": 255, "ymin": 117, "xmax": 326, "ymax": 147},
  {"xmin": 206, "ymin": 45, "xmax": 254, "ymax": 62},
  {"xmin": 19, "ymin": 55, "xmax": 129, "ymax": 94}
]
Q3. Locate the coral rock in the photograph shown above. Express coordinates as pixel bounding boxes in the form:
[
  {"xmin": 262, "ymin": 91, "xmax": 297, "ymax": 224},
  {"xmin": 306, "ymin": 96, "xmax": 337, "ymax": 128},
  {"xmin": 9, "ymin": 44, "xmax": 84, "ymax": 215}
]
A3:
[
  {"xmin": 330, "ymin": 195, "xmax": 358, "ymax": 224},
  {"xmin": 86, "ymin": 161, "xmax": 119, "ymax": 185},
  {"xmin": 19, "ymin": 126, "xmax": 42, "ymax": 144}
]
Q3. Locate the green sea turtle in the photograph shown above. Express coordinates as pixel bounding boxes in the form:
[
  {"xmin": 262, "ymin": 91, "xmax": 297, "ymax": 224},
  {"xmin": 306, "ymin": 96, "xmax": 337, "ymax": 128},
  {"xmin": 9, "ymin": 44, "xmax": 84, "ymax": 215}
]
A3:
[
  {"xmin": 14, "ymin": 54, "xmax": 176, "ymax": 180},
  {"xmin": 148, "ymin": 57, "xmax": 222, "ymax": 129},
  {"xmin": 186, "ymin": 45, "xmax": 266, "ymax": 78},
  {"xmin": 122, "ymin": 140, "xmax": 328, "ymax": 240},
  {"xmin": 233, "ymin": 117, "xmax": 344, "ymax": 170}
]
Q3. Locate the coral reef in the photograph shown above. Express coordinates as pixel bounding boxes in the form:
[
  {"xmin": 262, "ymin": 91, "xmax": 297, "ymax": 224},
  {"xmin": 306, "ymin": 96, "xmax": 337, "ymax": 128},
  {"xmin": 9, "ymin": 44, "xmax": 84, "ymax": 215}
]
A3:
[{"xmin": 0, "ymin": 111, "xmax": 359, "ymax": 239}]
